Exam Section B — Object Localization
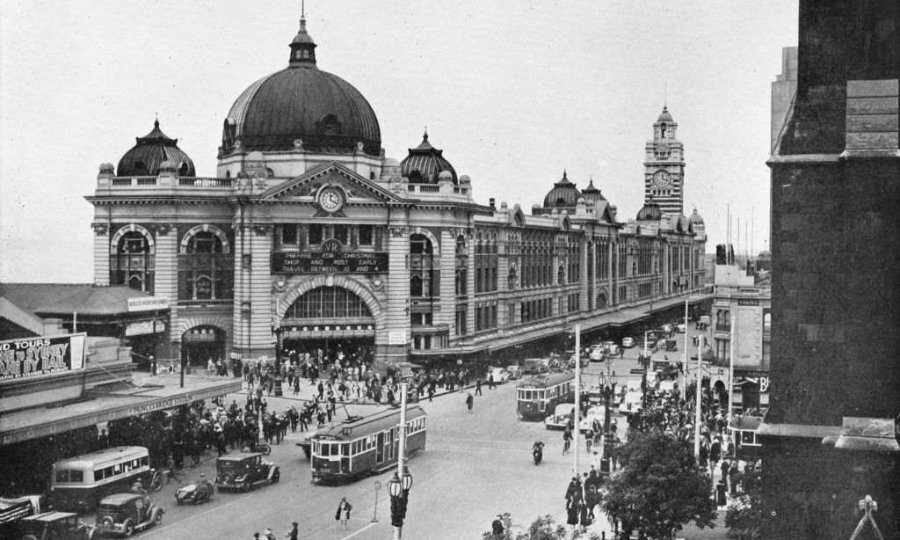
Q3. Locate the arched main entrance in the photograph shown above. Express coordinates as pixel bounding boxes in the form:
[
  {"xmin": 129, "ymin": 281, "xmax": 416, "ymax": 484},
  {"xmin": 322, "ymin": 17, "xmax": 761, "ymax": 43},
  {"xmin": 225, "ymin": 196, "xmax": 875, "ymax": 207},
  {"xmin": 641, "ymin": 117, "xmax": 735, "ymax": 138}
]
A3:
[
  {"xmin": 280, "ymin": 286, "xmax": 376, "ymax": 363},
  {"xmin": 181, "ymin": 325, "xmax": 227, "ymax": 367}
]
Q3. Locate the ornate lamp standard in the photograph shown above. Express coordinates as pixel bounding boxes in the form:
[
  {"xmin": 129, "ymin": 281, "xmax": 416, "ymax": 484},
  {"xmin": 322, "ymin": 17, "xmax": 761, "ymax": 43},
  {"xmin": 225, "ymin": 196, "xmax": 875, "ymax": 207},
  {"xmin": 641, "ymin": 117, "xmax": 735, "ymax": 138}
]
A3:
[
  {"xmin": 388, "ymin": 466, "xmax": 413, "ymax": 538},
  {"xmin": 389, "ymin": 381, "xmax": 413, "ymax": 539},
  {"xmin": 598, "ymin": 372, "xmax": 618, "ymax": 473}
]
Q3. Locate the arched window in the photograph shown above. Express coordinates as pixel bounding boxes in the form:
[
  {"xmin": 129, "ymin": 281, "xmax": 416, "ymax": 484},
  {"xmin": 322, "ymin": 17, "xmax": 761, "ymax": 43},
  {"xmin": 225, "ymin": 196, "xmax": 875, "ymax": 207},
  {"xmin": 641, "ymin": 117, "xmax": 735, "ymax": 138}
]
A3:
[
  {"xmin": 111, "ymin": 230, "xmax": 154, "ymax": 293},
  {"xmin": 409, "ymin": 233, "xmax": 434, "ymax": 298},
  {"xmin": 455, "ymin": 236, "xmax": 468, "ymax": 297},
  {"xmin": 178, "ymin": 228, "xmax": 233, "ymax": 302},
  {"xmin": 284, "ymin": 287, "xmax": 372, "ymax": 320}
]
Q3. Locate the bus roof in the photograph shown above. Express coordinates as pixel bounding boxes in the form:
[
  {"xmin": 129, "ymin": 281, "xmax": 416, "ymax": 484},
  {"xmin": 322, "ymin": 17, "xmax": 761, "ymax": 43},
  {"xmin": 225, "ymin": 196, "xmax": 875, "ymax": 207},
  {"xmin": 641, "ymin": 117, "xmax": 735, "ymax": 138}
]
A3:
[
  {"xmin": 53, "ymin": 446, "xmax": 148, "ymax": 469},
  {"xmin": 313, "ymin": 406, "xmax": 426, "ymax": 442},
  {"xmin": 21, "ymin": 511, "xmax": 79, "ymax": 522},
  {"xmin": 517, "ymin": 372, "xmax": 574, "ymax": 388}
]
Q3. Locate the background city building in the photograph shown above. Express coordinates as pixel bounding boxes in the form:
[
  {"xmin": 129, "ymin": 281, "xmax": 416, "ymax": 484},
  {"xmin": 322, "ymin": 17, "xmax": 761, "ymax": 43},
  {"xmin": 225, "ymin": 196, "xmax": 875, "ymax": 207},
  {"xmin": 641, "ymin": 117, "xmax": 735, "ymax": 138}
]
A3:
[{"xmin": 760, "ymin": 1, "xmax": 900, "ymax": 538}]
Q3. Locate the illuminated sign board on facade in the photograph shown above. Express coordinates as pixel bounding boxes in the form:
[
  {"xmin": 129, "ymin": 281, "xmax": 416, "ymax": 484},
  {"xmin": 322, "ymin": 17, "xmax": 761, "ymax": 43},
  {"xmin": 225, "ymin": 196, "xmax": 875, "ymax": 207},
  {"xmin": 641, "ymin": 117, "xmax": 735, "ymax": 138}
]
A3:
[
  {"xmin": 271, "ymin": 251, "xmax": 389, "ymax": 274},
  {"xmin": 0, "ymin": 333, "xmax": 87, "ymax": 382}
]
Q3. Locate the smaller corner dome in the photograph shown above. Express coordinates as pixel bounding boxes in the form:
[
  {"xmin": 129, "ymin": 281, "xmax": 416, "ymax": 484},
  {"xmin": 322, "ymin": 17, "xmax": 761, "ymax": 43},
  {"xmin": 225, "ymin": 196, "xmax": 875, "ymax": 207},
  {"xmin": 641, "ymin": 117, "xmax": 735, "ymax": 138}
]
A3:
[
  {"xmin": 657, "ymin": 106, "xmax": 674, "ymax": 123},
  {"xmin": 117, "ymin": 120, "xmax": 195, "ymax": 177},
  {"xmin": 636, "ymin": 199, "xmax": 663, "ymax": 221},
  {"xmin": 543, "ymin": 170, "xmax": 581, "ymax": 209},
  {"xmin": 689, "ymin": 208, "xmax": 705, "ymax": 225},
  {"xmin": 580, "ymin": 179, "xmax": 607, "ymax": 201},
  {"xmin": 400, "ymin": 132, "xmax": 458, "ymax": 184}
]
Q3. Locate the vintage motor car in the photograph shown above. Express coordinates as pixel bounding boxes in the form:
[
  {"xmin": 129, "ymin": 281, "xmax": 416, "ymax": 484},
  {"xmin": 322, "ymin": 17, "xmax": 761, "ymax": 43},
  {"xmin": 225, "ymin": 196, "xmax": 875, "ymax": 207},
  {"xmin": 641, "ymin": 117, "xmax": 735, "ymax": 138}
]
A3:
[
  {"xmin": 174, "ymin": 478, "xmax": 214, "ymax": 505},
  {"xmin": 214, "ymin": 453, "xmax": 280, "ymax": 492},
  {"xmin": 544, "ymin": 403, "xmax": 576, "ymax": 430},
  {"xmin": 18, "ymin": 511, "xmax": 94, "ymax": 540},
  {"xmin": 94, "ymin": 493, "xmax": 163, "ymax": 537}
]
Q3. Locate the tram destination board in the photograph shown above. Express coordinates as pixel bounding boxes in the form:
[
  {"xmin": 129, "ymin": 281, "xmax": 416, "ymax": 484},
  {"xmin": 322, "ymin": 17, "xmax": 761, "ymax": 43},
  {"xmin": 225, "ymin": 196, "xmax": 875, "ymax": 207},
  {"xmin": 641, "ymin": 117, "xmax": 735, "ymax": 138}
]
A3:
[{"xmin": 271, "ymin": 251, "xmax": 389, "ymax": 274}]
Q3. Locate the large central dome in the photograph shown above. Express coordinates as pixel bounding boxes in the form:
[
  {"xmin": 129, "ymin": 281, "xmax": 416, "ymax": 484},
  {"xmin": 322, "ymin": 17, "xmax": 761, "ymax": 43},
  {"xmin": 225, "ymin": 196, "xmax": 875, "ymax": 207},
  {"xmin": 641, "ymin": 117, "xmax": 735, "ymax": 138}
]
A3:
[{"xmin": 220, "ymin": 18, "xmax": 381, "ymax": 158}]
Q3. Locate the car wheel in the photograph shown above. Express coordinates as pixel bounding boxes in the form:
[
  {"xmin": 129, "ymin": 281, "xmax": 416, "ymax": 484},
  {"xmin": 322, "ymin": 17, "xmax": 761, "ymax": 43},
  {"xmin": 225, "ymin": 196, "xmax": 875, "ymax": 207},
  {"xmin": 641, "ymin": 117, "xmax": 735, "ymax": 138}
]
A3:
[
  {"xmin": 123, "ymin": 519, "xmax": 135, "ymax": 537},
  {"xmin": 153, "ymin": 509, "xmax": 163, "ymax": 523},
  {"xmin": 242, "ymin": 481, "xmax": 251, "ymax": 493},
  {"xmin": 272, "ymin": 470, "xmax": 280, "ymax": 483}
]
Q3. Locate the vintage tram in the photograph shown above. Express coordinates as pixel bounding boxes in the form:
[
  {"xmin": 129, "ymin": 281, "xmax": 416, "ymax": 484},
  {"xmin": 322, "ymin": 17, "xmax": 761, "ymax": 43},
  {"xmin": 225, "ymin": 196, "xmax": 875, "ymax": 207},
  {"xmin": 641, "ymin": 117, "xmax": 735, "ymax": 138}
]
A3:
[
  {"xmin": 309, "ymin": 406, "xmax": 427, "ymax": 483},
  {"xmin": 516, "ymin": 372, "xmax": 576, "ymax": 421}
]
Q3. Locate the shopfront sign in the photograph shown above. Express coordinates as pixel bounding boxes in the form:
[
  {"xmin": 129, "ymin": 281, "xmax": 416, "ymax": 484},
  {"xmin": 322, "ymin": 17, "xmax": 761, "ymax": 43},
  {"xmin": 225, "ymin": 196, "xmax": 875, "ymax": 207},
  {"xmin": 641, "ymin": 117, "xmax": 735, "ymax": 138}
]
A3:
[
  {"xmin": 0, "ymin": 333, "xmax": 86, "ymax": 382},
  {"xmin": 125, "ymin": 394, "xmax": 196, "ymax": 416},
  {"xmin": 271, "ymin": 250, "xmax": 388, "ymax": 274},
  {"xmin": 125, "ymin": 320, "xmax": 163, "ymax": 336},
  {"xmin": 128, "ymin": 296, "xmax": 169, "ymax": 312}
]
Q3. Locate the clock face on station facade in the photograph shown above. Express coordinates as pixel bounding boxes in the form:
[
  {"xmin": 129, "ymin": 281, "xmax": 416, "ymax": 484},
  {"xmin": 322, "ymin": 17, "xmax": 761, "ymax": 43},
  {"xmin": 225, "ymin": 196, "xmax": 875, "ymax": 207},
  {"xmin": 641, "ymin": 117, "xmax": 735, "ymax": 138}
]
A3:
[
  {"xmin": 317, "ymin": 186, "xmax": 345, "ymax": 213},
  {"xmin": 652, "ymin": 169, "xmax": 674, "ymax": 189}
]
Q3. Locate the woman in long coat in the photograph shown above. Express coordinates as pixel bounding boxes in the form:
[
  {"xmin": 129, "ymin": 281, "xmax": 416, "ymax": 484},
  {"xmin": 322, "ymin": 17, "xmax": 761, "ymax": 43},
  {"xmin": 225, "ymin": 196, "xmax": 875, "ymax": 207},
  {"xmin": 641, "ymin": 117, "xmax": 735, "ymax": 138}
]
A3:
[{"xmin": 335, "ymin": 496, "xmax": 352, "ymax": 530}]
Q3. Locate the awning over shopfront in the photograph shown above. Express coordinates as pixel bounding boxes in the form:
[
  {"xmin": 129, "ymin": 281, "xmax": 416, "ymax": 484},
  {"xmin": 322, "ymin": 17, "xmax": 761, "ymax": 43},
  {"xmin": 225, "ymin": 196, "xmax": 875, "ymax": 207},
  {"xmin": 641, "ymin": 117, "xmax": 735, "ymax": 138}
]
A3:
[{"xmin": 0, "ymin": 374, "xmax": 241, "ymax": 446}]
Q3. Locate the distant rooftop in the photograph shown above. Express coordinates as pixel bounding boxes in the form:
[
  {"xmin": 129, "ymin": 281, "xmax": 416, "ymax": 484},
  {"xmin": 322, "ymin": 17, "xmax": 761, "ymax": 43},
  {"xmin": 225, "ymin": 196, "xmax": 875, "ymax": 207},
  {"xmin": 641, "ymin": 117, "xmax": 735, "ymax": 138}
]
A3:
[{"xmin": 0, "ymin": 283, "xmax": 158, "ymax": 317}]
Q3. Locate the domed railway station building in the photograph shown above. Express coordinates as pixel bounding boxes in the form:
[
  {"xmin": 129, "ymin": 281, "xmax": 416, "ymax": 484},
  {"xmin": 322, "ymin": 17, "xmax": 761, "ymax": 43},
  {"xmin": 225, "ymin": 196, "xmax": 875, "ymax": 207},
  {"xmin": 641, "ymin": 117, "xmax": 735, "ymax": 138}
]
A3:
[{"xmin": 86, "ymin": 16, "xmax": 708, "ymax": 371}]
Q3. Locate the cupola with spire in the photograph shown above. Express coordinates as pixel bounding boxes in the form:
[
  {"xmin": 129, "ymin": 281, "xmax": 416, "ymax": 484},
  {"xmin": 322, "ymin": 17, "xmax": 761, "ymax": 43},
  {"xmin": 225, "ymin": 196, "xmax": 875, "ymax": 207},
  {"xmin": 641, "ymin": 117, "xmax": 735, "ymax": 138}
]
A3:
[
  {"xmin": 543, "ymin": 170, "xmax": 582, "ymax": 209},
  {"xmin": 117, "ymin": 119, "xmax": 195, "ymax": 177},
  {"xmin": 400, "ymin": 132, "xmax": 458, "ymax": 184},
  {"xmin": 289, "ymin": 14, "xmax": 317, "ymax": 66}
]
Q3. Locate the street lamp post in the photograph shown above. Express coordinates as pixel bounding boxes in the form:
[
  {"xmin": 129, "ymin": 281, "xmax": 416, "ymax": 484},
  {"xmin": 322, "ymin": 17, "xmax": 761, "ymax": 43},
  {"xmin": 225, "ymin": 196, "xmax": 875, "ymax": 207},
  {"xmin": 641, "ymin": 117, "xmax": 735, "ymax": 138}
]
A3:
[
  {"xmin": 389, "ymin": 381, "xmax": 413, "ymax": 539},
  {"xmin": 641, "ymin": 329, "xmax": 654, "ymax": 411},
  {"xmin": 694, "ymin": 334, "xmax": 705, "ymax": 462}
]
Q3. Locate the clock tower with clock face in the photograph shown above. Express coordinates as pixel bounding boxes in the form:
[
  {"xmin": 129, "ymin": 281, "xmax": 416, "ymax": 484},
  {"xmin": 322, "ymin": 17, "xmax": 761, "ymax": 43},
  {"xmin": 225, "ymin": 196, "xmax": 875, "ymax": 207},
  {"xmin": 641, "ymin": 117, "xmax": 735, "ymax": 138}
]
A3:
[{"xmin": 643, "ymin": 106, "xmax": 686, "ymax": 215}]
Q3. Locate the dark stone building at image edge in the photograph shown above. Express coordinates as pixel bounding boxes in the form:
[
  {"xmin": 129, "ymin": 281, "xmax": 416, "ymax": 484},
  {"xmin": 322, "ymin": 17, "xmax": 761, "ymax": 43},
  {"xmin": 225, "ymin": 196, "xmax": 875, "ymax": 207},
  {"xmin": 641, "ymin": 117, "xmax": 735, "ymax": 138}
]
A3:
[
  {"xmin": 760, "ymin": 0, "xmax": 900, "ymax": 538},
  {"xmin": 86, "ymin": 14, "xmax": 707, "ymax": 370}
]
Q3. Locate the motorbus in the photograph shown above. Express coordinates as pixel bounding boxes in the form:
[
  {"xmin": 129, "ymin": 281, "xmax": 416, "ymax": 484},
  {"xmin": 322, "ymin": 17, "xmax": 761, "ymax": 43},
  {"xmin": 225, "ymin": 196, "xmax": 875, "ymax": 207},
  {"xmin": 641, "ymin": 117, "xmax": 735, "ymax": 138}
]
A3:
[
  {"xmin": 516, "ymin": 372, "xmax": 576, "ymax": 421},
  {"xmin": 309, "ymin": 406, "xmax": 427, "ymax": 483},
  {"xmin": 50, "ymin": 446, "xmax": 151, "ymax": 512}
]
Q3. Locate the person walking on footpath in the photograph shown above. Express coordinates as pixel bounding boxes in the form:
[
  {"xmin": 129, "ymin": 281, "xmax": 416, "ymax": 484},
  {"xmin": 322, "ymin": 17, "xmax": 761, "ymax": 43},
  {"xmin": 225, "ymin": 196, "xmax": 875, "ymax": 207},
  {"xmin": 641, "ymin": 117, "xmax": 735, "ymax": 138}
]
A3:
[
  {"xmin": 475, "ymin": 378, "xmax": 483, "ymax": 396},
  {"xmin": 487, "ymin": 372, "xmax": 495, "ymax": 389},
  {"xmin": 335, "ymin": 496, "xmax": 352, "ymax": 530},
  {"xmin": 285, "ymin": 522, "xmax": 298, "ymax": 540},
  {"xmin": 466, "ymin": 393, "xmax": 474, "ymax": 413}
]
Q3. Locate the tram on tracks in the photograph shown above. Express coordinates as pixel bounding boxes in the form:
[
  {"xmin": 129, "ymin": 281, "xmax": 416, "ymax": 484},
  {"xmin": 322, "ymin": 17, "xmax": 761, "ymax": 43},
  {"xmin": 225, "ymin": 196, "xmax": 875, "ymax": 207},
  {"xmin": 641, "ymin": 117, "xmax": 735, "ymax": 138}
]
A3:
[
  {"xmin": 309, "ymin": 406, "xmax": 427, "ymax": 483},
  {"xmin": 516, "ymin": 372, "xmax": 576, "ymax": 421}
]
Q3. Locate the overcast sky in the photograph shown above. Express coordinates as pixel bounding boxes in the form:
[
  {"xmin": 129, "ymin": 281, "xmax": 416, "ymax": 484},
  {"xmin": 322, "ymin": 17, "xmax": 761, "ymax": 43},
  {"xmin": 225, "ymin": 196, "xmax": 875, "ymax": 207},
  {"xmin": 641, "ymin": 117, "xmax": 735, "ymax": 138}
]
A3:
[{"xmin": 0, "ymin": 0, "xmax": 798, "ymax": 283}]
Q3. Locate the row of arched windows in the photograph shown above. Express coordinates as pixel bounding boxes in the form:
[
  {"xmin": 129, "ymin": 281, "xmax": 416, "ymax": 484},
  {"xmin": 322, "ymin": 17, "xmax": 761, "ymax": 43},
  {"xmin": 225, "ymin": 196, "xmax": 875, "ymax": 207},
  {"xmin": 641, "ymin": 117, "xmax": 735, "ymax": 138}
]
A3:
[{"xmin": 109, "ymin": 225, "xmax": 233, "ymax": 301}]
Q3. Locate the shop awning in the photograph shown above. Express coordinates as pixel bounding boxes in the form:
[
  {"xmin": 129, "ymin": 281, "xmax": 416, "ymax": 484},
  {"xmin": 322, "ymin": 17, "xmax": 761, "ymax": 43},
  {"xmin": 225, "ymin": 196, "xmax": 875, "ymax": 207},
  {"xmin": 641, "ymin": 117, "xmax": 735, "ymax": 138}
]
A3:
[{"xmin": 0, "ymin": 374, "xmax": 240, "ymax": 446}]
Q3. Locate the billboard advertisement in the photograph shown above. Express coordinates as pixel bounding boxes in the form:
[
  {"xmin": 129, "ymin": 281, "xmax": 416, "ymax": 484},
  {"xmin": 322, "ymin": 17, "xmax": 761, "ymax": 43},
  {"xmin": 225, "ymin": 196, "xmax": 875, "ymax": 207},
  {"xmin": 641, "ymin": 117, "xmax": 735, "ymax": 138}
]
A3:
[{"xmin": 0, "ymin": 333, "xmax": 87, "ymax": 382}]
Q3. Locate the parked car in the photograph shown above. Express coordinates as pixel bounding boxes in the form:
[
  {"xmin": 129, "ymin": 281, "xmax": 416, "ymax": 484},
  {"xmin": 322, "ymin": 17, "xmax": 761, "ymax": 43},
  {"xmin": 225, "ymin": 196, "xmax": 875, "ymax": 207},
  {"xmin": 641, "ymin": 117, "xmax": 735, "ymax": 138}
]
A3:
[
  {"xmin": 522, "ymin": 358, "xmax": 549, "ymax": 375},
  {"xmin": 588, "ymin": 346, "xmax": 605, "ymax": 362},
  {"xmin": 544, "ymin": 403, "xmax": 576, "ymax": 430},
  {"xmin": 619, "ymin": 392, "xmax": 644, "ymax": 415},
  {"xmin": 488, "ymin": 367, "xmax": 509, "ymax": 384},
  {"xmin": 621, "ymin": 337, "xmax": 635, "ymax": 348},
  {"xmin": 18, "ymin": 512, "xmax": 94, "ymax": 540},
  {"xmin": 215, "ymin": 453, "xmax": 280, "ymax": 492},
  {"xmin": 94, "ymin": 493, "xmax": 163, "ymax": 537},
  {"xmin": 602, "ymin": 341, "xmax": 620, "ymax": 356},
  {"xmin": 505, "ymin": 365, "xmax": 523, "ymax": 380},
  {"xmin": 676, "ymin": 323, "xmax": 686, "ymax": 333},
  {"xmin": 174, "ymin": 478, "xmax": 214, "ymax": 505}
]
